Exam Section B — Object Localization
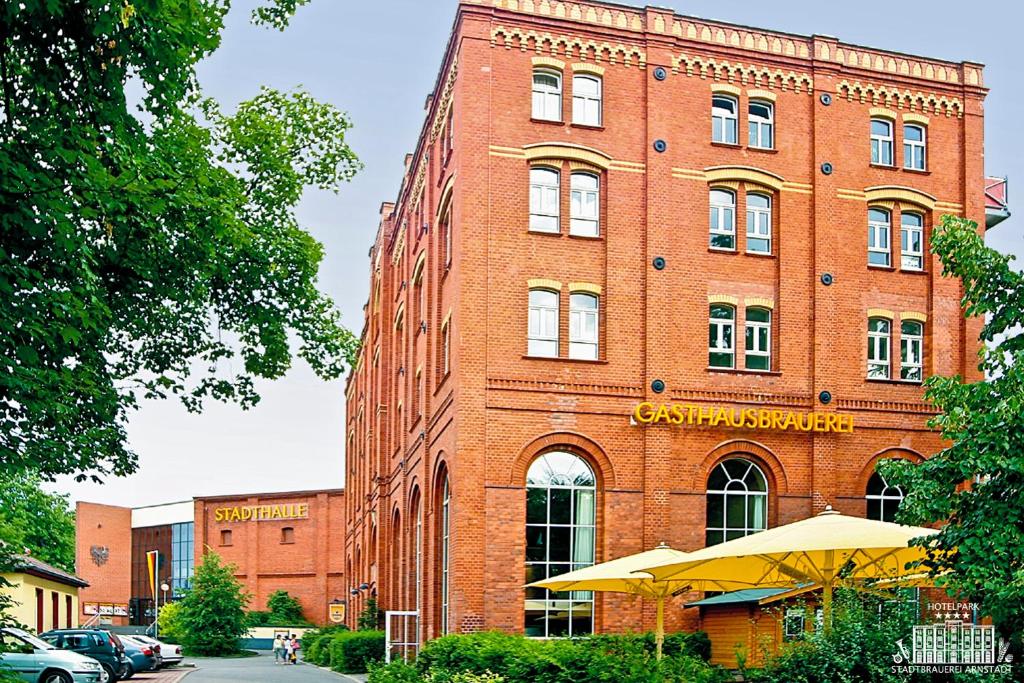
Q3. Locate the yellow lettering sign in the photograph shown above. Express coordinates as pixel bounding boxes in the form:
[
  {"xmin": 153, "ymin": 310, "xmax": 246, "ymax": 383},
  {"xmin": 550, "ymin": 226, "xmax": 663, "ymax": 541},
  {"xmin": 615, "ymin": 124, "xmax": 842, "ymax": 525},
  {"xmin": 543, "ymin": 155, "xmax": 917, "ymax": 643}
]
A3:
[
  {"xmin": 213, "ymin": 503, "xmax": 312, "ymax": 523},
  {"xmin": 631, "ymin": 403, "xmax": 854, "ymax": 433}
]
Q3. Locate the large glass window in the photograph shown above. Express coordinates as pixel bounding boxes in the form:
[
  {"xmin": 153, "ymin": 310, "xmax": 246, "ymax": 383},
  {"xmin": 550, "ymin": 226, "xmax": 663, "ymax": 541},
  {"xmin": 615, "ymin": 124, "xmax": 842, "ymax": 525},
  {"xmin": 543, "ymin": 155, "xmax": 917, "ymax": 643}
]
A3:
[
  {"xmin": 712, "ymin": 95, "xmax": 738, "ymax": 144},
  {"xmin": 867, "ymin": 317, "xmax": 891, "ymax": 379},
  {"xmin": 866, "ymin": 471, "xmax": 904, "ymax": 522},
  {"xmin": 439, "ymin": 474, "xmax": 451, "ymax": 635},
  {"xmin": 532, "ymin": 70, "xmax": 562, "ymax": 121},
  {"xmin": 903, "ymin": 124, "xmax": 926, "ymax": 170},
  {"xmin": 525, "ymin": 452, "xmax": 596, "ymax": 638},
  {"xmin": 748, "ymin": 101, "xmax": 774, "ymax": 149},
  {"xmin": 901, "ymin": 212, "xmax": 924, "ymax": 270},
  {"xmin": 868, "ymin": 208, "xmax": 891, "ymax": 267},
  {"xmin": 529, "ymin": 168, "xmax": 560, "ymax": 233},
  {"xmin": 170, "ymin": 522, "xmax": 194, "ymax": 598},
  {"xmin": 569, "ymin": 173, "xmax": 599, "ymax": 237},
  {"xmin": 746, "ymin": 193, "xmax": 772, "ymax": 254},
  {"xmin": 706, "ymin": 458, "xmax": 768, "ymax": 546},
  {"xmin": 900, "ymin": 320, "xmax": 923, "ymax": 382},
  {"xmin": 528, "ymin": 289, "xmax": 559, "ymax": 357},
  {"xmin": 709, "ymin": 305, "xmax": 735, "ymax": 368},
  {"xmin": 572, "ymin": 75, "xmax": 602, "ymax": 126},
  {"xmin": 871, "ymin": 118, "xmax": 894, "ymax": 165},
  {"xmin": 709, "ymin": 189, "xmax": 736, "ymax": 250},
  {"xmin": 745, "ymin": 308, "xmax": 771, "ymax": 371},
  {"xmin": 569, "ymin": 293, "xmax": 599, "ymax": 360}
]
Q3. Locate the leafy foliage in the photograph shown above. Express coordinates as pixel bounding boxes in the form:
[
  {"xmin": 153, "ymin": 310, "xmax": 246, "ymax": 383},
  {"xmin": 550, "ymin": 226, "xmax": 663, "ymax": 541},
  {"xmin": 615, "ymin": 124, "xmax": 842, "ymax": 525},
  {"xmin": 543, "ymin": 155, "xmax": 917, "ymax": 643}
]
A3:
[
  {"xmin": 266, "ymin": 589, "xmax": 307, "ymax": 624},
  {"xmin": 880, "ymin": 214, "xmax": 1024, "ymax": 656},
  {"xmin": 157, "ymin": 600, "xmax": 185, "ymax": 644},
  {"xmin": 327, "ymin": 630, "xmax": 386, "ymax": 674},
  {"xmin": 358, "ymin": 596, "xmax": 382, "ymax": 631},
  {"xmin": 178, "ymin": 552, "xmax": 250, "ymax": 656},
  {"xmin": 0, "ymin": 0, "xmax": 361, "ymax": 482},
  {"xmin": 0, "ymin": 471, "xmax": 76, "ymax": 571},
  {"xmin": 368, "ymin": 631, "xmax": 728, "ymax": 683},
  {"xmin": 302, "ymin": 624, "xmax": 350, "ymax": 666}
]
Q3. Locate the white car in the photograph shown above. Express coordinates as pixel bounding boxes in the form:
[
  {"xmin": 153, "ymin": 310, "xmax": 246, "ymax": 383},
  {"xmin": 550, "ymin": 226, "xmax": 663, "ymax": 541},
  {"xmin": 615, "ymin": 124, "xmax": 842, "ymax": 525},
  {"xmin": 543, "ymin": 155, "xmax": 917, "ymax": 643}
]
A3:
[{"xmin": 125, "ymin": 636, "xmax": 182, "ymax": 667}]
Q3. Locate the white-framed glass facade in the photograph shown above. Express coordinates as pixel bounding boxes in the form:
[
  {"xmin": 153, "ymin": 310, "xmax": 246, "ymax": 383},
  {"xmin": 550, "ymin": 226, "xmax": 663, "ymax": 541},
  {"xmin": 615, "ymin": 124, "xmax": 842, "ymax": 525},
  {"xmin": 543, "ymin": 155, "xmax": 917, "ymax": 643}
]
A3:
[
  {"xmin": 529, "ymin": 167, "xmax": 560, "ymax": 233},
  {"xmin": 524, "ymin": 451, "xmax": 596, "ymax": 638},
  {"xmin": 709, "ymin": 304, "xmax": 735, "ymax": 368},
  {"xmin": 868, "ymin": 317, "xmax": 891, "ymax": 379},
  {"xmin": 568, "ymin": 293, "xmax": 599, "ymax": 360},
  {"xmin": 571, "ymin": 74, "xmax": 601, "ymax": 126},
  {"xmin": 170, "ymin": 522, "xmax": 194, "ymax": 598},
  {"xmin": 706, "ymin": 458, "xmax": 768, "ymax": 546},
  {"xmin": 871, "ymin": 118, "xmax": 894, "ymax": 165},
  {"xmin": 569, "ymin": 173, "xmax": 599, "ymax": 237},
  {"xmin": 900, "ymin": 320, "xmax": 923, "ymax": 382},
  {"xmin": 901, "ymin": 212, "xmax": 924, "ymax": 270},
  {"xmin": 712, "ymin": 95, "xmax": 738, "ymax": 144},
  {"xmin": 532, "ymin": 69, "xmax": 562, "ymax": 121},
  {"xmin": 745, "ymin": 308, "xmax": 771, "ymax": 371},
  {"xmin": 868, "ymin": 208, "xmax": 891, "ymax": 267},
  {"xmin": 746, "ymin": 193, "xmax": 772, "ymax": 254},
  {"xmin": 527, "ymin": 289, "xmax": 559, "ymax": 357},
  {"xmin": 709, "ymin": 189, "xmax": 736, "ymax": 250}
]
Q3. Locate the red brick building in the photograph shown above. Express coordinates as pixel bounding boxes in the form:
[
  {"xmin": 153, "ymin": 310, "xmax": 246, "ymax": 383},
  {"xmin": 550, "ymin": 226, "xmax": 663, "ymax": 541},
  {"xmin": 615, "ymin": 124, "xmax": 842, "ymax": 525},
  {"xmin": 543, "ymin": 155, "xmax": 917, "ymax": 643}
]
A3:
[
  {"xmin": 343, "ymin": 0, "xmax": 997, "ymax": 646},
  {"xmin": 76, "ymin": 489, "xmax": 346, "ymax": 626}
]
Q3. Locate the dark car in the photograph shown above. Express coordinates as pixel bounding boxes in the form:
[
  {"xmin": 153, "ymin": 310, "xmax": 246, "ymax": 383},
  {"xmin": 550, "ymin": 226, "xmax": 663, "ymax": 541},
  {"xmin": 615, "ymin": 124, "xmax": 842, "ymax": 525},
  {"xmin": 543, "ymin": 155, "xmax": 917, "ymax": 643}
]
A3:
[
  {"xmin": 39, "ymin": 630, "xmax": 128, "ymax": 683},
  {"xmin": 118, "ymin": 636, "xmax": 160, "ymax": 677}
]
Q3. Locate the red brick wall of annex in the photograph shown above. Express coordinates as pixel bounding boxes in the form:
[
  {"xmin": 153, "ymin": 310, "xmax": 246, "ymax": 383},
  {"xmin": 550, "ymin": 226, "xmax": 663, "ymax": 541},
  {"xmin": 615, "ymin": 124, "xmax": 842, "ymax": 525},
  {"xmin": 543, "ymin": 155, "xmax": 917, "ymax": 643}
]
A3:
[
  {"xmin": 343, "ymin": 0, "xmax": 988, "ymax": 643},
  {"xmin": 76, "ymin": 502, "xmax": 132, "ymax": 626},
  {"xmin": 194, "ymin": 490, "xmax": 346, "ymax": 626}
]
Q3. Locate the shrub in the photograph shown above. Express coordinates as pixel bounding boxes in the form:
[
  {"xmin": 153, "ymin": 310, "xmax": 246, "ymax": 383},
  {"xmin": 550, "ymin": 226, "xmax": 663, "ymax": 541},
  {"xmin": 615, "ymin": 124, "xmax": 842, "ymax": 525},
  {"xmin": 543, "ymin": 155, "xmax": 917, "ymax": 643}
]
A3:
[
  {"xmin": 303, "ymin": 624, "xmax": 351, "ymax": 666},
  {"xmin": 156, "ymin": 601, "xmax": 185, "ymax": 643},
  {"xmin": 178, "ymin": 552, "xmax": 250, "ymax": 656},
  {"xmin": 358, "ymin": 596, "xmax": 382, "ymax": 631},
  {"xmin": 267, "ymin": 589, "xmax": 307, "ymax": 623},
  {"xmin": 328, "ymin": 630, "xmax": 386, "ymax": 673}
]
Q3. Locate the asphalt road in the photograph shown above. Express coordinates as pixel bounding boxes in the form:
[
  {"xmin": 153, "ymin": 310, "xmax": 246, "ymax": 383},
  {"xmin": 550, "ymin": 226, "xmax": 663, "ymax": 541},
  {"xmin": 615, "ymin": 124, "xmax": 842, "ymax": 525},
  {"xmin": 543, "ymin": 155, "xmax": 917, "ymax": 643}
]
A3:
[{"xmin": 184, "ymin": 653, "xmax": 363, "ymax": 682}]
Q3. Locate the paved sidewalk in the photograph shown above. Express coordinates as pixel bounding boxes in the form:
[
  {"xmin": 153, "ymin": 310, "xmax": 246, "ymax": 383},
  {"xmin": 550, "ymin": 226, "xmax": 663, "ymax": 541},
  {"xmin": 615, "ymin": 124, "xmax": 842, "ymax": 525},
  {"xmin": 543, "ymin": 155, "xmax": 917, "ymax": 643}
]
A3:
[
  {"xmin": 184, "ymin": 652, "xmax": 352, "ymax": 682},
  {"xmin": 124, "ymin": 667, "xmax": 194, "ymax": 683}
]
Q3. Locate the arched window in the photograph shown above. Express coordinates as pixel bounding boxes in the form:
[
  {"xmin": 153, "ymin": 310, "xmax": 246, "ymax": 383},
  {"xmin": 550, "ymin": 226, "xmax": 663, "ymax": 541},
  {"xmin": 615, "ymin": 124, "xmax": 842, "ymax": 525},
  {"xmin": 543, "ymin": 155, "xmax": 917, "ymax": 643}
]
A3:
[
  {"xmin": 712, "ymin": 95, "xmax": 738, "ymax": 144},
  {"xmin": 529, "ymin": 167, "xmax": 560, "ymax": 233},
  {"xmin": 900, "ymin": 212, "xmax": 924, "ymax": 270},
  {"xmin": 748, "ymin": 100, "xmax": 774, "ymax": 149},
  {"xmin": 900, "ymin": 320, "xmax": 923, "ymax": 382},
  {"xmin": 524, "ymin": 451, "xmax": 596, "ymax": 638},
  {"xmin": 744, "ymin": 307, "xmax": 771, "ymax": 370},
  {"xmin": 390, "ymin": 510, "xmax": 402, "ymax": 611},
  {"xmin": 709, "ymin": 304, "xmax": 735, "ymax": 368},
  {"xmin": 706, "ymin": 458, "xmax": 768, "ymax": 546},
  {"xmin": 867, "ymin": 317, "xmax": 891, "ymax": 379},
  {"xmin": 903, "ymin": 124, "xmax": 926, "ymax": 170},
  {"xmin": 868, "ymin": 208, "xmax": 891, "ymax": 267},
  {"xmin": 569, "ymin": 172, "xmax": 600, "ymax": 237},
  {"xmin": 438, "ymin": 473, "xmax": 451, "ymax": 635},
  {"xmin": 866, "ymin": 471, "xmax": 904, "ymax": 522},
  {"xmin": 871, "ymin": 118, "xmax": 894, "ymax": 165},
  {"xmin": 409, "ymin": 489, "xmax": 422, "ymax": 626},
  {"xmin": 532, "ymin": 69, "xmax": 562, "ymax": 121},
  {"xmin": 746, "ymin": 193, "xmax": 772, "ymax": 254},
  {"xmin": 527, "ymin": 289, "xmax": 559, "ymax": 357},
  {"xmin": 709, "ymin": 189, "xmax": 736, "ymax": 250},
  {"xmin": 569, "ymin": 293, "xmax": 599, "ymax": 360},
  {"xmin": 572, "ymin": 74, "xmax": 602, "ymax": 126}
]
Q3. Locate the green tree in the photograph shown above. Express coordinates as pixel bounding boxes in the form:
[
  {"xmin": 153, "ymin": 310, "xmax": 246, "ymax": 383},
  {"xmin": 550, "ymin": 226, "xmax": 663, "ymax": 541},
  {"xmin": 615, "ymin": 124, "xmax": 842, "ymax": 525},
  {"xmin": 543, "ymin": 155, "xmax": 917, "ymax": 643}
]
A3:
[
  {"xmin": 267, "ymin": 589, "xmax": 305, "ymax": 624},
  {"xmin": 178, "ymin": 552, "xmax": 250, "ymax": 656},
  {"xmin": 0, "ymin": 0, "xmax": 361, "ymax": 483},
  {"xmin": 357, "ymin": 596, "xmax": 381, "ymax": 631},
  {"xmin": 0, "ymin": 471, "xmax": 75, "ymax": 571},
  {"xmin": 881, "ymin": 214, "xmax": 1024, "ymax": 660},
  {"xmin": 156, "ymin": 600, "xmax": 185, "ymax": 644}
]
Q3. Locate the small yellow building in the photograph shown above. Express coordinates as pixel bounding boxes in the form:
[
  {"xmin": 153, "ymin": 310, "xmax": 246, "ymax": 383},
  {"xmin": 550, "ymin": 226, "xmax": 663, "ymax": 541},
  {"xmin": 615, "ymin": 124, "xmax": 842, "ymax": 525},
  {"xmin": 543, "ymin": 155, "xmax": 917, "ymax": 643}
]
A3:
[{"xmin": 1, "ymin": 554, "xmax": 88, "ymax": 634}]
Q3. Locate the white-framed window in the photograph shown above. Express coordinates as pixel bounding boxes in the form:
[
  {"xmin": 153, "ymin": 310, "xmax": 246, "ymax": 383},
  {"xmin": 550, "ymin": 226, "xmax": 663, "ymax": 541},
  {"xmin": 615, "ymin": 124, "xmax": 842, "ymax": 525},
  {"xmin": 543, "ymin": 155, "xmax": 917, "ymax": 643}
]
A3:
[
  {"xmin": 525, "ymin": 451, "xmax": 596, "ymax": 638},
  {"xmin": 746, "ymin": 193, "xmax": 772, "ymax": 254},
  {"xmin": 900, "ymin": 212, "xmax": 924, "ymax": 270},
  {"xmin": 439, "ymin": 473, "xmax": 451, "ymax": 635},
  {"xmin": 871, "ymin": 118, "xmax": 894, "ymax": 166},
  {"xmin": 532, "ymin": 69, "xmax": 562, "ymax": 121},
  {"xmin": 745, "ymin": 308, "xmax": 771, "ymax": 371},
  {"xmin": 569, "ymin": 293, "xmax": 599, "ymax": 360},
  {"xmin": 748, "ymin": 100, "xmax": 774, "ymax": 149},
  {"xmin": 440, "ymin": 320, "xmax": 450, "ymax": 376},
  {"xmin": 712, "ymin": 95, "xmax": 738, "ymax": 144},
  {"xmin": 572, "ymin": 74, "xmax": 602, "ymax": 126},
  {"xmin": 903, "ymin": 124, "xmax": 926, "ymax": 170},
  {"xmin": 709, "ymin": 189, "xmax": 736, "ymax": 250},
  {"xmin": 706, "ymin": 458, "xmax": 768, "ymax": 546},
  {"xmin": 529, "ymin": 167, "xmax": 560, "ymax": 233},
  {"xmin": 527, "ymin": 289, "xmax": 559, "ymax": 357},
  {"xmin": 569, "ymin": 172, "xmax": 599, "ymax": 237},
  {"xmin": 866, "ymin": 470, "xmax": 904, "ymax": 523},
  {"xmin": 868, "ymin": 208, "xmax": 891, "ymax": 267},
  {"xmin": 784, "ymin": 608, "xmax": 806, "ymax": 641},
  {"xmin": 900, "ymin": 320, "xmax": 923, "ymax": 382},
  {"xmin": 867, "ymin": 317, "xmax": 891, "ymax": 379},
  {"xmin": 709, "ymin": 304, "xmax": 735, "ymax": 368}
]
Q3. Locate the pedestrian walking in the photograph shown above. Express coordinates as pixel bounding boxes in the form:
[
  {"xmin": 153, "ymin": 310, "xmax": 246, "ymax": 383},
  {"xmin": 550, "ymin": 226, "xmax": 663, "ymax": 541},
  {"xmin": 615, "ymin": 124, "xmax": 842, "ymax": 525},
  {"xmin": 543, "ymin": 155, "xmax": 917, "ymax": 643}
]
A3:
[
  {"xmin": 272, "ymin": 634, "xmax": 285, "ymax": 664},
  {"xmin": 290, "ymin": 634, "xmax": 301, "ymax": 664},
  {"xmin": 284, "ymin": 633, "xmax": 294, "ymax": 663}
]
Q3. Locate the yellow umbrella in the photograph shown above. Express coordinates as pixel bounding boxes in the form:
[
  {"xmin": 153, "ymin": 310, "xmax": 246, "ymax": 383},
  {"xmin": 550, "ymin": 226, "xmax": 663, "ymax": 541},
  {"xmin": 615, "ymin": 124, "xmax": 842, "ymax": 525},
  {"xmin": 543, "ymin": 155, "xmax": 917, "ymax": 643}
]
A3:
[
  {"xmin": 527, "ymin": 544, "xmax": 762, "ymax": 659},
  {"xmin": 640, "ymin": 507, "xmax": 940, "ymax": 630}
]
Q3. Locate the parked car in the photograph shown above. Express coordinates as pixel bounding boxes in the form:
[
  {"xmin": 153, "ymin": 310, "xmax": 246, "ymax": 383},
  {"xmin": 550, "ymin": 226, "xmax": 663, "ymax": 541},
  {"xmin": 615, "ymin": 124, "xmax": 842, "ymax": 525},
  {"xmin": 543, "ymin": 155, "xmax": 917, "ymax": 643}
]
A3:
[
  {"xmin": 39, "ymin": 629, "xmax": 127, "ymax": 683},
  {"xmin": 0, "ymin": 627, "xmax": 102, "ymax": 683},
  {"xmin": 126, "ymin": 635, "xmax": 181, "ymax": 667},
  {"xmin": 116, "ymin": 637, "xmax": 159, "ymax": 678}
]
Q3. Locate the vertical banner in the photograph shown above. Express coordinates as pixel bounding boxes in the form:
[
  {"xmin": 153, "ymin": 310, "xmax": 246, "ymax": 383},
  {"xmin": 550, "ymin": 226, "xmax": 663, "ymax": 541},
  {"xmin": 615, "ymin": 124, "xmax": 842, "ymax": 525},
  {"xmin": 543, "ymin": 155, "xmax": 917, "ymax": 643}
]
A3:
[{"xmin": 146, "ymin": 550, "xmax": 159, "ymax": 603}]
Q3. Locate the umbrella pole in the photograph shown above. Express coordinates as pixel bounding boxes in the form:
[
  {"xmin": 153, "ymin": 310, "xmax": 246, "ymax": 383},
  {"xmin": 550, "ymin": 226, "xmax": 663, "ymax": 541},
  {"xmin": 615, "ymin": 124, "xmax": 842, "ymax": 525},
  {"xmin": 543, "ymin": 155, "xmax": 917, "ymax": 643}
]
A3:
[
  {"xmin": 822, "ymin": 549, "xmax": 835, "ymax": 633},
  {"xmin": 655, "ymin": 596, "xmax": 665, "ymax": 661}
]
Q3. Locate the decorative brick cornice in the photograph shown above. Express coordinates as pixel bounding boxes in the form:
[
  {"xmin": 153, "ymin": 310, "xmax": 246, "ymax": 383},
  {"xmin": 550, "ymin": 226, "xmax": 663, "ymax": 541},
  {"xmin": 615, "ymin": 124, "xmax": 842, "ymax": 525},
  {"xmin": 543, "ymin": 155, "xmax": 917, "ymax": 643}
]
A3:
[
  {"xmin": 487, "ymin": 377, "xmax": 643, "ymax": 398},
  {"xmin": 837, "ymin": 80, "xmax": 962, "ymax": 118},
  {"xmin": 671, "ymin": 54, "xmax": 814, "ymax": 94},
  {"xmin": 490, "ymin": 26, "xmax": 646, "ymax": 67}
]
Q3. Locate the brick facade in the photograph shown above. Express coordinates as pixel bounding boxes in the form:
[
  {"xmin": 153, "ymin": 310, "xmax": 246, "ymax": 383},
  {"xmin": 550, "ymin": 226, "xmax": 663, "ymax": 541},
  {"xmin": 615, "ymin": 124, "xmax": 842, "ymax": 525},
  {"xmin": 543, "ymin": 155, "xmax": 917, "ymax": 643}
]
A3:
[
  {"xmin": 343, "ymin": 0, "xmax": 987, "ymax": 642},
  {"xmin": 76, "ymin": 502, "xmax": 133, "ymax": 626}
]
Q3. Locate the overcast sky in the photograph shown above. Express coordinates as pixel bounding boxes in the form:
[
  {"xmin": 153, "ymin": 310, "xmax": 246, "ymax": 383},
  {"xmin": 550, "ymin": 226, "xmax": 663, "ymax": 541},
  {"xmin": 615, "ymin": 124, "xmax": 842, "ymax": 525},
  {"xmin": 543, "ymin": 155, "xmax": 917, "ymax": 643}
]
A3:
[{"xmin": 52, "ymin": 0, "xmax": 1021, "ymax": 507}]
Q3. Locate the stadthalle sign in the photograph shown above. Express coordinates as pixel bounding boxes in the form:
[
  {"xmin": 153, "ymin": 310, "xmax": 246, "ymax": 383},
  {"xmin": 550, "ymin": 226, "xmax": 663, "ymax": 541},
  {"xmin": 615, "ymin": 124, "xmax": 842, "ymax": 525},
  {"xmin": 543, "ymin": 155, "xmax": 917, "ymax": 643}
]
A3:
[
  {"xmin": 632, "ymin": 402, "xmax": 855, "ymax": 433},
  {"xmin": 214, "ymin": 503, "xmax": 310, "ymax": 522}
]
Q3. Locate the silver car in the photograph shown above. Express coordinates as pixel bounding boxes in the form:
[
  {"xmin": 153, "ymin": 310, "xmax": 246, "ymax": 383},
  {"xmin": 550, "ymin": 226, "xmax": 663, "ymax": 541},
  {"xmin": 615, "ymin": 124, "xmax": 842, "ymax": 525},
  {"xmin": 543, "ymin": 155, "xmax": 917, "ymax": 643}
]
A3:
[{"xmin": 0, "ymin": 627, "xmax": 102, "ymax": 683}]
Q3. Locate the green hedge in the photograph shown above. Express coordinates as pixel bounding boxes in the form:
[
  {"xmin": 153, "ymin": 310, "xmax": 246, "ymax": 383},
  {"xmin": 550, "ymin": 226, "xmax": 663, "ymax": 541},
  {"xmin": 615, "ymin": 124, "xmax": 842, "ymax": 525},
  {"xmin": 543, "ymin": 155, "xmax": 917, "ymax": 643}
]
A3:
[
  {"xmin": 302, "ymin": 625, "xmax": 351, "ymax": 667},
  {"xmin": 368, "ymin": 631, "xmax": 728, "ymax": 683},
  {"xmin": 326, "ymin": 630, "xmax": 386, "ymax": 673}
]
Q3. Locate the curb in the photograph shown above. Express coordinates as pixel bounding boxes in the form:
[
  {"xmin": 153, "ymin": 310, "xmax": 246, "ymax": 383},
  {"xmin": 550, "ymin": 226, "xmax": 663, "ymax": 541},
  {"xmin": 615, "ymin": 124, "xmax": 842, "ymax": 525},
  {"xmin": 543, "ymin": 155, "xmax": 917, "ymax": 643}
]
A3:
[
  {"xmin": 311, "ymin": 662, "xmax": 365, "ymax": 682},
  {"xmin": 176, "ymin": 668, "xmax": 200, "ymax": 681}
]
